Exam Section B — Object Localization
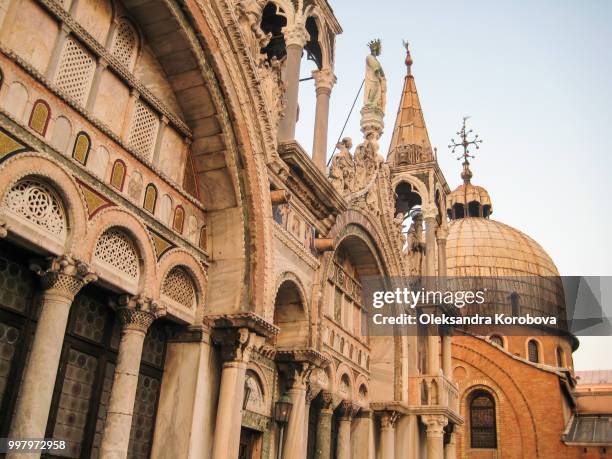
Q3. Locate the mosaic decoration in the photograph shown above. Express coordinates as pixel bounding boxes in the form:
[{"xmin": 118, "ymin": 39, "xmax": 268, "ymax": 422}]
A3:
[
  {"xmin": 128, "ymin": 373, "xmax": 161, "ymax": 458},
  {"xmin": 55, "ymin": 38, "xmax": 96, "ymax": 104},
  {"xmin": 143, "ymin": 184, "xmax": 157, "ymax": 214},
  {"xmin": 147, "ymin": 227, "xmax": 175, "ymax": 261},
  {"xmin": 1, "ymin": 179, "xmax": 67, "ymax": 238},
  {"xmin": 161, "ymin": 267, "xmax": 195, "ymax": 309},
  {"xmin": 28, "ymin": 100, "xmax": 51, "ymax": 135},
  {"xmin": 0, "ymin": 128, "xmax": 28, "ymax": 163},
  {"xmin": 272, "ymin": 203, "xmax": 316, "ymax": 256},
  {"xmin": 93, "ymin": 228, "xmax": 140, "ymax": 279},
  {"xmin": 172, "ymin": 206, "xmax": 184, "ymax": 233},
  {"xmin": 76, "ymin": 179, "xmax": 114, "ymax": 219},
  {"xmin": 110, "ymin": 160, "xmax": 126, "ymax": 191},
  {"xmin": 72, "ymin": 132, "xmax": 91, "ymax": 165},
  {"xmin": 128, "ymin": 101, "xmax": 159, "ymax": 160}
]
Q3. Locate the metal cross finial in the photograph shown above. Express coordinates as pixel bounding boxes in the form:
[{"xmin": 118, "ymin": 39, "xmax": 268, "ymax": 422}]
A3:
[{"xmin": 448, "ymin": 116, "xmax": 483, "ymax": 162}]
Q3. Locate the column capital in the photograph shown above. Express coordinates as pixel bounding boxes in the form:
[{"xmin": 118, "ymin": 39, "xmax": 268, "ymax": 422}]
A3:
[
  {"xmin": 0, "ymin": 218, "xmax": 7, "ymax": 238},
  {"xmin": 283, "ymin": 22, "xmax": 309, "ymax": 48},
  {"xmin": 319, "ymin": 390, "xmax": 335, "ymax": 412},
  {"xmin": 378, "ymin": 410, "xmax": 401, "ymax": 429},
  {"xmin": 312, "ymin": 68, "xmax": 336, "ymax": 95},
  {"xmin": 30, "ymin": 255, "xmax": 97, "ymax": 300},
  {"xmin": 114, "ymin": 294, "xmax": 165, "ymax": 333},
  {"xmin": 422, "ymin": 203, "xmax": 438, "ymax": 220},
  {"xmin": 213, "ymin": 327, "xmax": 263, "ymax": 363},
  {"xmin": 436, "ymin": 226, "xmax": 449, "ymax": 242},
  {"xmin": 422, "ymin": 414, "xmax": 448, "ymax": 437},
  {"xmin": 337, "ymin": 400, "xmax": 360, "ymax": 420}
]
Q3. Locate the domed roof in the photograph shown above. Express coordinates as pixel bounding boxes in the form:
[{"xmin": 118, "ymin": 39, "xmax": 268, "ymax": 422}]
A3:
[
  {"xmin": 447, "ymin": 218, "xmax": 559, "ymax": 278},
  {"xmin": 447, "ymin": 183, "xmax": 492, "ymax": 212},
  {"xmin": 446, "ymin": 217, "xmax": 567, "ymax": 327}
]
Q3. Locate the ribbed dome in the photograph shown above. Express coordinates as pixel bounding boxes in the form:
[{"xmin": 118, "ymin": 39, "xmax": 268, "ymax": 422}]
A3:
[
  {"xmin": 447, "ymin": 183, "xmax": 492, "ymax": 210},
  {"xmin": 447, "ymin": 218, "xmax": 559, "ymax": 278},
  {"xmin": 446, "ymin": 218, "xmax": 567, "ymax": 326}
]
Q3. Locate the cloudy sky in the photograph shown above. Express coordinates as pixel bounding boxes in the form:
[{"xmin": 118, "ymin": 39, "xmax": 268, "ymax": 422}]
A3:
[{"xmin": 294, "ymin": 0, "xmax": 612, "ymax": 370}]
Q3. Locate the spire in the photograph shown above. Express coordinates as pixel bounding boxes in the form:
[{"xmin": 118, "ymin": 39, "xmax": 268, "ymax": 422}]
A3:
[{"xmin": 387, "ymin": 42, "xmax": 434, "ymax": 166}]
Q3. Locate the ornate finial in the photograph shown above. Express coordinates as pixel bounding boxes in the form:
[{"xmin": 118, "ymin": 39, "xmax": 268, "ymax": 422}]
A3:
[
  {"xmin": 402, "ymin": 40, "xmax": 413, "ymax": 75},
  {"xmin": 368, "ymin": 39, "xmax": 381, "ymax": 57},
  {"xmin": 448, "ymin": 116, "xmax": 483, "ymax": 184}
]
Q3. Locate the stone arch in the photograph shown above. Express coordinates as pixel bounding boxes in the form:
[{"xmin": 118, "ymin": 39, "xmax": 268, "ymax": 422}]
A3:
[
  {"xmin": 5, "ymin": 81, "xmax": 29, "ymax": 122},
  {"xmin": 244, "ymin": 364, "xmax": 271, "ymax": 416},
  {"xmin": 50, "ymin": 115, "xmax": 73, "ymax": 154},
  {"xmin": 156, "ymin": 248, "xmax": 207, "ymax": 323},
  {"xmin": 83, "ymin": 207, "xmax": 156, "ymax": 296},
  {"xmin": 306, "ymin": 10, "xmax": 332, "ymax": 69},
  {"xmin": 335, "ymin": 363, "xmax": 354, "ymax": 400},
  {"xmin": 0, "ymin": 152, "xmax": 87, "ymax": 256},
  {"xmin": 109, "ymin": 16, "xmax": 141, "ymax": 70},
  {"xmin": 273, "ymin": 272, "xmax": 309, "ymax": 348}
]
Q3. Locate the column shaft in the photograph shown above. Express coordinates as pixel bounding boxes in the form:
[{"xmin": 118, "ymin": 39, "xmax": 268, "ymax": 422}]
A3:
[
  {"xmin": 428, "ymin": 335, "xmax": 440, "ymax": 375},
  {"xmin": 314, "ymin": 408, "xmax": 333, "ymax": 459},
  {"xmin": 423, "ymin": 416, "xmax": 448, "ymax": 459},
  {"xmin": 380, "ymin": 425, "xmax": 395, "ymax": 459},
  {"xmin": 312, "ymin": 87, "xmax": 331, "ymax": 171},
  {"xmin": 278, "ymin": 43, "xmax": 303, "ymax": 143},
  {"xmin": 425, "ymin": 216, "xmax": 437, "ymax": 278},
  {"xmin": 444, "ymin": 433, "xmax": 457, "ymax": 459},
  {"xmin": 99, "ymin": 327, "xmax": 146, "ymax": 458},
  {"xmin": 282, "ymin": 385, "xmax": 306, "ymax": 458},
  {"xmin": 8, "ymin": 292, "xmax": 72, "ymax": 452},
  {"xmin": 442, "ymin": 334, "xmax": 452, "ymax": 379},
  {"xmin": 211, "ymin": 360, "xmax": 248, "ymax": 459},
  {"xmin": 336, "ymin": 418, "xmax": 351, "ymax": 459}
]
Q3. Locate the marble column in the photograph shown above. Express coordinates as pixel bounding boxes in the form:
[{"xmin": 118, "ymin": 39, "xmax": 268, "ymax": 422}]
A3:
[
  {"xmin": 379, "ymin": 411, "xmax": 400, "ymax": 459},
  {"xmin": 86, "ymin": 57, "xmax": 108, "ymax": 111},
  {"xmin": 422, "ymin": 415, "xmax": 448, "ymax": 459},
  {"xmin": 441, "ymin": 334, "xmax": 452, "ymax": 379},
  {"xmin": 277, "ymin": 22, "xmax": 309, "ymax": 143},
  {"xmin": 121, "ymin": 89, "xmax": 140, "ymax": 142},
  {"xmin": 336, "ymin": 401, "xmax": 357, "ymax": 459},
  {"xmin": 314, "ymin": 391, "xmax": 334, "ymax": 459},
  {"xmin": 211, "ymin": 328, "xmax": 259, "ymax": 459},
  {"xmin": 311, "ymin": 68, "xmax": 336, "ymax": 171},
  {"xmin": 444, "ymin": 432, "xmax": 457, "ymax": 459},
  {"xmin": 351, "ymin": 410, "xmax": 373, "ymax": 459},
  {"xmin": 282, "ymin": 363, "xmax": 312, "ymax": 459},
  {"xmin": 8, "ymin": 256, "xmax": 96, "ymax": 459},
  {"xmin": 436, "ymin": 226, "xmax": 448, "ymax": 282},
  {"xmin": 423, "ymin": 204, "xmax": 440, "ymax": 376},
  {"xmin": 99, "ymin": 296, "xmax": 164, "ymax": 459},
  {"xmin": 45, "ymin": 24, "xmax": 71, "ymax": 80}
]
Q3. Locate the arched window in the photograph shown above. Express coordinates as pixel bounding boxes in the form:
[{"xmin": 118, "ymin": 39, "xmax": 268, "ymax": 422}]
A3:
[
  {"xmin": 143, "ymin": 184, "xmax": 157, "ymax": 214},
  {"xmin": 72, "ymin": 132, "xmax": 91, "ymax": 165},
  {"xmin": 470, "ymin": 390, "xmax": 497, "ymax": 449},
  {"xmin": 128, "ymin": 101, "xmax": 159, "ymax": 160},
  {"xmin": 172, "ymin": 205, "xmax": 184, "ymax": 233},
  {"xmin": 489, "ymin": 334, "xmax": 503, "ymax": 348},
  {"xmin": 160, "ymin": 266, "xmax": 196, "ymax": 309},
  {"xmin": 28, "ymin": 100, "xmax": 51, "ymax": 135},
  {"xmin": 453, "ymin": 203, "xmax": 465, "ymax": 219},
  {"xmin": 556, "ymin": 346, "xmax": 565, "ymax": 367},
  {"xmin": 528, "ymin": 339, "xmax": 539, "ymax": 363},
  {"xmin": 54, "ymin": 38, "xmax": 96, "ymax": 104},
  {"xmin": 93, "ymin": 228, "xmax": 140, "ymax": 281},
  {"xmin": 510, "ymin": 292, "xmax": 520, "ymax": 316},
  {"xmin": 110, "ymin": 160, "xmax": 126, "ymax": 191},
  {"xmin": 199, "ymin": 225, "xmax": 207, "ymax": 251},
  {"xmin": 110, "ymin": 19, "xmax": 138, "ymax": 69}
]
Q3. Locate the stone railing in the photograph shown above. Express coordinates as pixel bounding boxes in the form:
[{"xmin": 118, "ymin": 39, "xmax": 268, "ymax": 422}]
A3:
[{"xmin": 409, "ymin": 374, "xmax": 460, "ymax": 414}]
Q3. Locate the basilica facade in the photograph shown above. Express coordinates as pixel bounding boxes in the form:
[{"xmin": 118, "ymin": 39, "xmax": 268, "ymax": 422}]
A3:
[{"xmin": 0, "ymin": 0, "xmax": 609, "ymax": 458}]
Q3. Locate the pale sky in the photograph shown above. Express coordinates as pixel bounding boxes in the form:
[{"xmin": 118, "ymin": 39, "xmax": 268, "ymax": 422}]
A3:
[{"xmin": 294, "ymin": 0, "xmax": 612, "ymax": 371}]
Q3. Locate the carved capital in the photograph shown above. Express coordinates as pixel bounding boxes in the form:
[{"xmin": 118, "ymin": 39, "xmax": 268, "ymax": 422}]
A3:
[
  {"xmin": 0, "ymin": 218, "xmax": 7, "ymax": 238},
  {"xmin": 30, "ymin": 255, "xmax": 97, "ymax": 300},
  {"xmin": 421, "ymin": 414, "xmax": 448, "ymax": 437},
  {"xmin": 337, "ymin": 400, "xmax": 360, "ymax": 421},
  {"xmin": 319, "ymin": 390, "xmax": 335, "ymax": 412},
  {"xmin": 436, "ymin": 226, "xmax": 449, "ymax": 242},
  {"xmin": 213, "ymin": 327, "xmax": 262, "ymax": 363},
  {"xmin": 115, "ymin": 295, "xmax": 165, "ymax": 333},
  {"xmin": 379, "ymin": 410, "xmax": 400, "ymax": 429},
  {"xmin": 421, "ymin": 203, "xmax": 438, "ymax": 220},
  {"xmin": 283, "ymin": 22, "xmax": 309, "ymax": 48},
  {"xmin": 312, "ymin": 68, "xmax": 336, "ymax": 94}
]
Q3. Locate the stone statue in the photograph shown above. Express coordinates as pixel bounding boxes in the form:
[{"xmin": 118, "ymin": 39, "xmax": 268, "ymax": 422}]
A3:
[
  {"xmin": 364, "ymin": 39, "xmax": 387, "ymax": 113},
  {"xmin": 354, "ymin": 132, "xmax": 382, "ymax": 190},
  {"xmin": 328, "ymin": 137, "xmax": 355, "ymax": 195},
  {"xmin": 406, "ymin": 213, "xmax": 426, "ymax": 276}
]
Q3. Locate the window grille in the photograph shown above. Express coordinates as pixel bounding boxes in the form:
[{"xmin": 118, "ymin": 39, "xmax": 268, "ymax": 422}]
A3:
[
  {"xmin": 110, "ymin": 20, "xmax": 137, "ymax": 69},
  {"xmin": 128, "ymin": 101, "xmax": 159, "ymax": 160},
  {"xmin": 528, "ymin": 340, "xmax": 539, "ymax": 363},
  {"xmin": 93, "ymin": 229, "xmax": 139, "ymax": 279},
  {"xmin": 161, "ymin": 267, "xmax": 195, "ymax": 309},
  {"xmin": 55, "ymin": 38, "xmax": 96, "ymax": 104},
  {"xmin": 470, "ymin": 391, "xmax": 497, "ymax": 449}
]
